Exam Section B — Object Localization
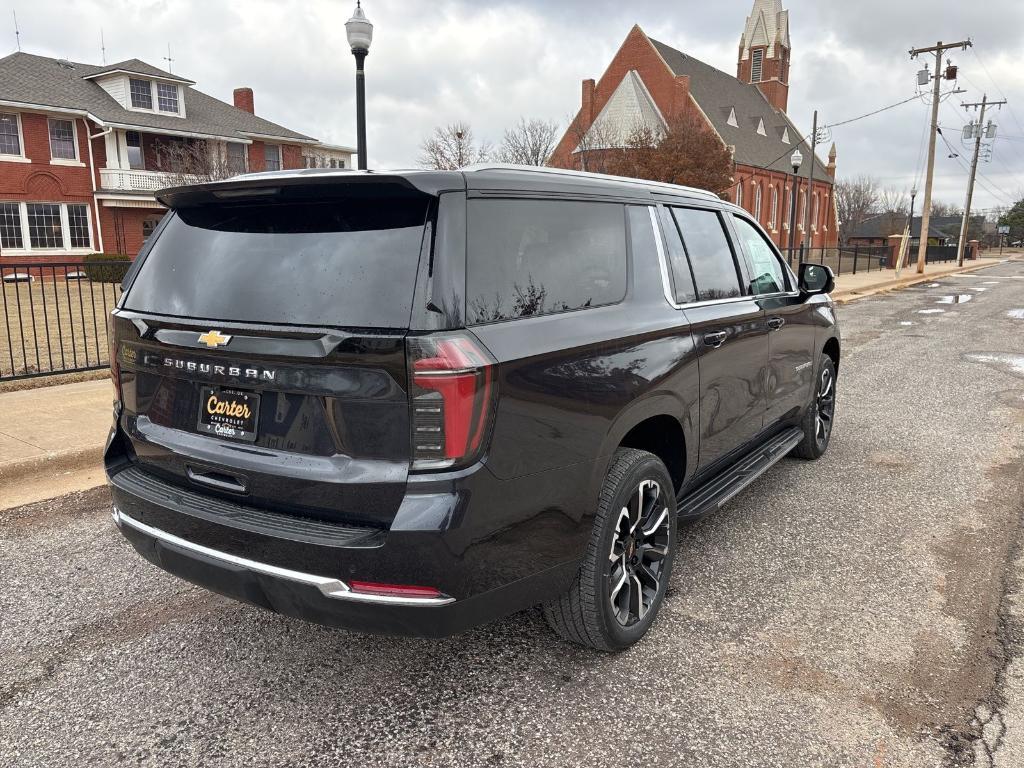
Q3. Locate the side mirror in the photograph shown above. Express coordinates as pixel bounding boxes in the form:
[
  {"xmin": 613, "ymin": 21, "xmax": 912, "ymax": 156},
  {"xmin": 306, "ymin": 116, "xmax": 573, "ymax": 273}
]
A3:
[{"xmin": 798, "ymin": 262, "xmax": 835, "ymax": 296}]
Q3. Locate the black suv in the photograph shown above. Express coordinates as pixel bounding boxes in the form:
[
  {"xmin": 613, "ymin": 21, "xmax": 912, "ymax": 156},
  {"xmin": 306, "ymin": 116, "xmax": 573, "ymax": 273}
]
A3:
[{"xmin": 106, "ymin": 166, "xmax": 839, "ymax": 651}]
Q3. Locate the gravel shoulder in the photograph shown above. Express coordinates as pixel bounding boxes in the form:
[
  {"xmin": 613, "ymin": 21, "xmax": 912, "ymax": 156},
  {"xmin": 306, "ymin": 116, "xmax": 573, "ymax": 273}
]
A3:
[{"xmin": 2, "ymin": 262, "xmax": 1024, "ymax": 768}]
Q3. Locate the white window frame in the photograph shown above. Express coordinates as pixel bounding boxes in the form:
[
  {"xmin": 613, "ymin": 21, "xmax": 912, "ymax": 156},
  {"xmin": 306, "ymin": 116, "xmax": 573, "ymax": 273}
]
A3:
[
  {"xmin": 798, "ymin": 190, "xmax": 807, "ymax": 231},
  {"xmin": 48, "ymin": 118, "xmax": 84, "ymax": 166},
  {"xmin": 812, "ymin": 193, "xmax": 820, "ymax": 232},
  {"xmin": 125, "ymin": 76, "xmax": 184, "ymax": 118},
  {"xmin": 264, "ymin": 143, "xmax": 282, "ymax": 171},
  {"xmin": 0, "ymin": 200, "xmax": 95, "ymax": 255},
  {"xmin": 736, "ymin": 183, "xmax": 744, "ymax": 208},
  {"xmin": 769, "ymin": 186, "xmax": 779, "ymax": 231},
  {"xmin": 753, "ymin": 183, "xmax": 763, "ymax": 223},
  {"xmin": 0, "ymin": 112, "xmax": 29, "ymax": 163}
]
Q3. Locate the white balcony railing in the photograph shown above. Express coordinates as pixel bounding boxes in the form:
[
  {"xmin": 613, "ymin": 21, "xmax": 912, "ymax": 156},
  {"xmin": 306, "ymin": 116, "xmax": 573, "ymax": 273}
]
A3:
[{"xmin": 99, "ymin": 168, "xmax": 207, "ymax": 193}]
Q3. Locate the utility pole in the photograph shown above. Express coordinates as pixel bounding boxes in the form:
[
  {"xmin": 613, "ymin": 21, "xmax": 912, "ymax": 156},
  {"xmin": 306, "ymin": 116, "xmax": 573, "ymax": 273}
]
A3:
[
  {"xmin": 957, "ymin": 95, "xmax": 1005, "ymax": 266},
  {"xmin": 803, "ymin": 110, "xmax": 818, "ymax": 252},
  {"xmin": 909, "ymin": 39, "xmax": 972, "ymax": 273}
]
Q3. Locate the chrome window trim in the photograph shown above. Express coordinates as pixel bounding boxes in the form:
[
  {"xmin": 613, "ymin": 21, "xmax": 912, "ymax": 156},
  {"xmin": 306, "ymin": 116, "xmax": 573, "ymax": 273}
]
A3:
[
  {"xmin": 112, "ymin": 507, "xmax": 455, "ymax": 607},
  {"xmin": 648, "ymin": 205, "xmax": 761, "ymax": 311}
]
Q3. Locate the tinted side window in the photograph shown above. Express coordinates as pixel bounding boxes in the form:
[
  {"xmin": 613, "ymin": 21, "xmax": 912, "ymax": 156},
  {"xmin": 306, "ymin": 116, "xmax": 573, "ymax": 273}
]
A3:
[
  {"xmin": 466, "ymin": 199, "xmax": 626, "ymax": 324},
  {"xmin": 732, "ymin": 215, "xmax": 788, "ymax": 295},
  {"xmin": 656, "ymin": 206, "xmax": 697, "ymax": 304},
  {"xmin": 671, "ymin": 207, "xmax": 742, "ymax": 301}
]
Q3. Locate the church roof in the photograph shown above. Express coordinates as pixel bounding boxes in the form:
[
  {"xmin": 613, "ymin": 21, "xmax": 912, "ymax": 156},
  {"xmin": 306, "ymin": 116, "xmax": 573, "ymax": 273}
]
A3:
[
  {"xmin": 739, "ymin": 0, "xmax": 790, "ymax": 59},
  {"xmin": 577, "ymin": 70, "xmax": 667, "ymax": 150},
  {"xmin": 649, "ymin": 37, "xmax": 829, "ymax": 178}
]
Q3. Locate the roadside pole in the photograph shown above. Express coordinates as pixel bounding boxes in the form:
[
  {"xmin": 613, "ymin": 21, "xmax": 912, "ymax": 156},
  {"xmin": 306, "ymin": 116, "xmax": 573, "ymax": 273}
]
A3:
[
  {"xmin": 957, "ymin": 95, "xmax": 1006, "ymax": 266},
  {"xmin": 909, "ymin": 40, "xmax": 972, "ymax": 274},
  {"xmin": 803, "ymin": 110, "xmax": 818, "ymax": 249}
]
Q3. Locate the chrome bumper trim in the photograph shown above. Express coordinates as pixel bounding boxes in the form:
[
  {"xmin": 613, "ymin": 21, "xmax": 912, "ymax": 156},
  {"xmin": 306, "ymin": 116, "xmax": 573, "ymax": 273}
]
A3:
[{"xmin": 112, "ymin": 506, "xmax": 455, "ymax": 607}]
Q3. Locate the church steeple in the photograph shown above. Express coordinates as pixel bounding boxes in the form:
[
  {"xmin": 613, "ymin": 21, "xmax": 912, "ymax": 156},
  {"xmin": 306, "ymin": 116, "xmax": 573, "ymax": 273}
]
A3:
[{"xmin": 737, "ymin": 0, "xmax": 791, "ymax": 113}]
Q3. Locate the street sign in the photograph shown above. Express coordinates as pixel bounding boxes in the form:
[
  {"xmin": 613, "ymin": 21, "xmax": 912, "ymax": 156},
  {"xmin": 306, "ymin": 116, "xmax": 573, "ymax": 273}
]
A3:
[{"xmin": 998, "ymin": 225, "xmax": 1010, "ymax": 234}]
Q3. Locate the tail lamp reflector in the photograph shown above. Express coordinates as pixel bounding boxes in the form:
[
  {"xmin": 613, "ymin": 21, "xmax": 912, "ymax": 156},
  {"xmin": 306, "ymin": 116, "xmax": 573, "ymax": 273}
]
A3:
[
  {"xmin": 349, "ymin": 581, "xmax": 443, "ymax": 599},
  {"xmin": 408, "ymin": 333, "xmax": 495, "ymax": 469}
]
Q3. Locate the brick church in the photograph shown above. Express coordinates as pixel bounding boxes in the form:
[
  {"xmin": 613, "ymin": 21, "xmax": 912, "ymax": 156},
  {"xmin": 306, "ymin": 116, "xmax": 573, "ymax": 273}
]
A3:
[{"xmin": 550, "ymin": 0, "xmax": 839, "ymax": 250}]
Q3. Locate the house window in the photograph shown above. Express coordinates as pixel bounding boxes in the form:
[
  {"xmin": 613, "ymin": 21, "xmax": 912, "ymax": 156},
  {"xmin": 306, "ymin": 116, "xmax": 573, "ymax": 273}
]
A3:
[
  {"xmin": 264, "ymin": 144, "xmax": 281, "ymax": 171},
  {"xmin": 0, "ymin": 113, "xmax": 21, "ymax": 156},
  {"xmin": 26, "ymin": 203, "xmax": 64, "ymax": 248},
  {"xmin": 751, "ymin": 49, "xmax": 764, "ymax": 83},
  {"xmin": 736, "ymin": 183, "xmax": 744, "ymax": 208},
  {"xmin": 48, "ymin": 119, "xmax": 77, "ymax": 160},
  {"xmin": 130, "ymin": 78, "xmax": 153, "ymax": 109},
  {"xmin": 67, "ymin": 203, "xmax": 91, "ymax": 248},
  {"xmin": 157, "ymin": 83, "xmax": 179, "ymax": 113},
  {"xmin": 770, "ymin": 186, "xmax": 779, "ymax": 230},
  {"xmin": 812, "ymin": 193, "xmax": 820, "ymax": 232},
  {"xmin": 126, "ymin": 131, "xmax": 144, "ymax": 170},
  {"xmin": 227, "ymin": 142, "xmax": 247, "ymax": 174},
  {"xmin": 799, "ymin": 190, "xmax": 807, "ymax": 229},
  {"xmin": 753, "ymin": 184, "xmax": 763, "ymax": 222},
  {"xmin": 142, "ymin": 215, "xmax": 163, "ymax": 241},
  {"xmin": 0, "ymin": 202, "xmax": 23, "ymax": 248}
]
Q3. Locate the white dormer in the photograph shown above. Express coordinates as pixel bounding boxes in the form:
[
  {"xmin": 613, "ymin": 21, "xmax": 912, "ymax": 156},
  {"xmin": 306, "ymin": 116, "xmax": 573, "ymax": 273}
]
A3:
[
  {"xmin": 756, "ymin": 117, "xmax": 767, "ymax": 136},
  {"xmin": 727, "ymin": 107, "xmax": 738, "ymax": 128},
  {"xmin": 84, "ymin": 66, "xmax": 194, "ymax": 119},
  {"xmin": 781, "ymin": 127, "xmax": 791, "ymax": 144}
]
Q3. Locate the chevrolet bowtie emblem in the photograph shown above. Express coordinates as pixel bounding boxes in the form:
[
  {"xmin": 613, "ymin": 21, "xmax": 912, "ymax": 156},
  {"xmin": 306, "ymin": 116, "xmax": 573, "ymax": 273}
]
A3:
[{"xmin": 197, "ymin": 330, "xmax": 232, "ymax": 348}]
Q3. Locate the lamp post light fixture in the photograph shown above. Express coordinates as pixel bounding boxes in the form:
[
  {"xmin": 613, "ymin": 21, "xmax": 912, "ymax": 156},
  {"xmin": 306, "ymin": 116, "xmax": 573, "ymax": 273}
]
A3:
[
  {"xmin": 788, "ymin": 148, "xmax": 803, "ymax": 256},
  {"xmin": 345, "ymin": 1, "xmax": 373, "ymax": 170}
]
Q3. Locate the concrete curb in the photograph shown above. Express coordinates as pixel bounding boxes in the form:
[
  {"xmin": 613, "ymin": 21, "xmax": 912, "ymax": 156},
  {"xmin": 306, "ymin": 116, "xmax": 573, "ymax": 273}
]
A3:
[
  {"xmin": 832, "ymin": 259, "xmax": 1006, "ymax": 305},
  {"xmin": 0, "ymin": 443, "xmax": 104, "ymax": 488}
]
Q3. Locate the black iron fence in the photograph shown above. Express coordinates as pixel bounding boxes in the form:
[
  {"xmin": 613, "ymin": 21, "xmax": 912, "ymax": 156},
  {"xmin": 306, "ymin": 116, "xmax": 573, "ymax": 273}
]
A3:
[
  {"xmin": 780, "ymin": 245, "xmax": 890, "ymax": 276},
  {"xmin": 1, "ymin": 261, "xmax": 127, "ymax": 381}
]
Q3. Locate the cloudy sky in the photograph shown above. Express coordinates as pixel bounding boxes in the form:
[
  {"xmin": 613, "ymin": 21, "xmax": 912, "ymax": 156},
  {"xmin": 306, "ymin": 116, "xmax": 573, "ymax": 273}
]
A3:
[{"xmin": 9, "ymin": 0, "xmax": 1024, "ymax": 212}]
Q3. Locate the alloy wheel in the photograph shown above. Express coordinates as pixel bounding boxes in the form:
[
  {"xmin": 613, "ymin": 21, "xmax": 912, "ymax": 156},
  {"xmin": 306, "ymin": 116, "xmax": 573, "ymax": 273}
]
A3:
[
  {"xmin": 608, "ymin": 479, "xmax": 671, "ymax": 627},
  {"xmin": 815, "ymin": 366, "xmax": 835, "ymax": 449}
]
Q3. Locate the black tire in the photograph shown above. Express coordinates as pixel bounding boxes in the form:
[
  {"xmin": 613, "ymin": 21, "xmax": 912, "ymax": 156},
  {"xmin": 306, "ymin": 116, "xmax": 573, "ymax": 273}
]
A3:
[
  {"xmin": 543, "ymin": 448, "xmax": 677, "ymax": 652},
  {"xmin": 792, "ymin": 355, "xmax": 836, "ymax": 460}
]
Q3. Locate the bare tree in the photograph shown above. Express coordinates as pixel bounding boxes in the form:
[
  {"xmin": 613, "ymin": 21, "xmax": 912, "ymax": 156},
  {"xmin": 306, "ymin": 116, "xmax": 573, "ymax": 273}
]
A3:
[
  {"xmin": 495, "ymin": 118, "xmax": 560, "ymax": 166},
  {"xmin": 551, "ymin": 111, "xmax": 616, "ymax": 174},
  {"xmin": 153, "ymin": 138, "xmax": 236, "ymax": 185},
  {"xmin": 834, "ymin": 176, "xmax": 879, "ymax": 244},
  {"xmin": 418, "ymin": 122, "xmax": 491, "ymax": 170},
  {"xmin": 602, "ymin": 115, "xmax": 733, "ymax": 194},
  {"xmin": 930, "ymin": 200, "xmax": 963, "ymax": 217},
  {"xmin": 878, "ymin": 187, "xmax": 909, "ymax": 214}
]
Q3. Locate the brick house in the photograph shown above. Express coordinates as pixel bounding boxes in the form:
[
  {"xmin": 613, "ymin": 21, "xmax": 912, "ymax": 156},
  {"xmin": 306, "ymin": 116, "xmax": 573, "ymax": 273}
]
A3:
[
  {"xmin": 0, "ymin": 51, "xmax": 320, "ymax": 264},
  {"xmin": 549, "ymin": 0, "xmax": 839, "ymax": 250}
]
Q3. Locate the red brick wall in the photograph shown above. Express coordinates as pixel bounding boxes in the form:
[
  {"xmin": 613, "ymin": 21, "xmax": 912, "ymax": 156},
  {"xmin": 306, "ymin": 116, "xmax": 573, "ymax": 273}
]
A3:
[
  {"xmin": 736, "ymin": 45, "xmax": 790, "ymax": 113},
  {"xmin": 0, "ymin": 113, "xmax": 95, "ymax": 202},
  {"xmin": 282, "ymin": 144, "xmax": 302, "ymax": 170},
  {"xmin": 550, "ymin": 26, "xmax": 695, "ymax": 168},
  {"xmin": 97, "ymin": 205, "xmax": 165, "ymax": 257},
  {"xmin": 729, "ymin": 164, "xmax": 837, "ymax": 249},
  {"xmin": 247, "ymin": 140, "xmax": 266, "ymax": 172}
]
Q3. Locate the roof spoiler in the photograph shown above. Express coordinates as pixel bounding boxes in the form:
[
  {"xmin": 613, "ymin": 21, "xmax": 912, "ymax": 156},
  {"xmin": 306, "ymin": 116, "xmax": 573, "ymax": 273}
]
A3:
[{"xmin": 156, "ymin": 170, "xmax": 464, "ymax": 209}]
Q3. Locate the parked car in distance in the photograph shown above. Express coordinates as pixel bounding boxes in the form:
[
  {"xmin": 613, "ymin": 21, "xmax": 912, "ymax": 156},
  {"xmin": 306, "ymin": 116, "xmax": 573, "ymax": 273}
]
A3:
[{"xmin": 105, "ymin": 165, "xmax": 839, "ymax": 651}]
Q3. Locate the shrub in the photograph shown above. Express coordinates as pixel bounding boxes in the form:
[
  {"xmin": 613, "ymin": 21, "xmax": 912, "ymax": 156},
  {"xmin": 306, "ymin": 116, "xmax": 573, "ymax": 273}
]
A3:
[{"xmin": 82, "ymin": 253, "xmax": 131, "ymax": 283}]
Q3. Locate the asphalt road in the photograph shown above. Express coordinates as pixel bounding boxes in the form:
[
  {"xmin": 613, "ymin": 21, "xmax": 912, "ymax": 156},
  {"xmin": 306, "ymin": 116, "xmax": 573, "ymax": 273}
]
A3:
[{"xmin": 3, "ymin": 261, "xmax": 1024, "ymax": 768}]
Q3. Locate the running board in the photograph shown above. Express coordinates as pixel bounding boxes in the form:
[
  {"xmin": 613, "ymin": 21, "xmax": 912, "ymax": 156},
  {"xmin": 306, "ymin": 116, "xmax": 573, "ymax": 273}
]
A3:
[{"xmin": 677, "ymin": 427, "xmax": 804, "ymax": 518}]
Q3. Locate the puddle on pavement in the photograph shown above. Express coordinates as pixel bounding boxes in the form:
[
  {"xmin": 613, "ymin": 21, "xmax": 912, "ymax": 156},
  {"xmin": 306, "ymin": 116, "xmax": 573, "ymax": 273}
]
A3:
[
  {"xmin": 898, "ymin": 321, "xmax": 916, "ymax": 326},
  {"xmin": 927, "ymin": 283, "xmax": 941, "ymax": 288},
  {"xmin": 918, "ymin": 308, "xmax": 945, "ymax": 314},
  {"xmin": 1008, "ymin": 309, "xmax": 1024, "ymax": 319},
  {"xmin": 983, "ymin": 281, "xmax": 1000, "ymax": 285},
  {"xmin": 936, "ymin": 294, "xmax": 973, "ymax": 304},
  {"xmin": 997, "ymin": 390, "xmax": 1024, "ymax": 410},
  {"xmin": 964, "ymin": 353, "xmax": 1024, "ymax": 379}
]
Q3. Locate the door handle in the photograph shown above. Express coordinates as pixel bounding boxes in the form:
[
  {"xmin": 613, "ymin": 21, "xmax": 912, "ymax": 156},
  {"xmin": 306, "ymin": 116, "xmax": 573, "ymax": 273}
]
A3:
[
  {"xmin": 187, "ymin": 465, "xmax": 248, "ymax": 494},
  {"xmin": 703, "ymin": 331, "xmax": 727, "ymax": 348},
  {"xmin": 767, "ymin": 317, "xmax": 785, "ymax": 331}
]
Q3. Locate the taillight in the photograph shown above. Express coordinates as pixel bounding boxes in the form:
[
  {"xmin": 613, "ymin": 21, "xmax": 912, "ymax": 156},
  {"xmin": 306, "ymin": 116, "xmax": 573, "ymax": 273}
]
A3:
[
  {"xmin": 108, "ymin": 313, "xmax": 123, "ymax": 404},
  {"xmin": 407, "ymin": 332, "xmax": 496, "ymax": 470}
]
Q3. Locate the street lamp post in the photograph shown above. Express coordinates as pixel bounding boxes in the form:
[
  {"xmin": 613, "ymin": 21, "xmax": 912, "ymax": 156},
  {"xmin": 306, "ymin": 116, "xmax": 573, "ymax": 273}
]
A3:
[
  {"xmin": 346, "ymin": 1, "xmax": 373, "ymax": 170},
  {"xmin": 788, "ymin": 148, "xmax": 803, "ymax": 263}
]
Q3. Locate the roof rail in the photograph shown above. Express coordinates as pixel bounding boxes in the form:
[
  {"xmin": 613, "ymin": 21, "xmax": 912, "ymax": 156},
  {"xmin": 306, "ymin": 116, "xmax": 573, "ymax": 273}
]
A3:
[{"xmin": 461, "ymin": 163, "xmax": 720, "ymax": 199}]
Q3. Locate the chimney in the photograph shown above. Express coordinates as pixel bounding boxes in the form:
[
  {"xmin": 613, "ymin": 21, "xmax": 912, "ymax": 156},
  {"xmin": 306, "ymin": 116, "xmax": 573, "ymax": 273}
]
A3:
[
  {"xmin": 581, "ymin": 79, "xmax": 596, "ymax": 124},
  {"xmin": 233, "ymin": 87, "xmax": 254, "ymax": 114}
]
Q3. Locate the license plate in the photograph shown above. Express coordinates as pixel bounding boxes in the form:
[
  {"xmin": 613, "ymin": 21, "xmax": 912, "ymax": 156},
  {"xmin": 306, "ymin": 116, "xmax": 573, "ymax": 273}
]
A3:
[{"xmin": 197, "ymin": 387, "xmax": 260, "ymax": 442}]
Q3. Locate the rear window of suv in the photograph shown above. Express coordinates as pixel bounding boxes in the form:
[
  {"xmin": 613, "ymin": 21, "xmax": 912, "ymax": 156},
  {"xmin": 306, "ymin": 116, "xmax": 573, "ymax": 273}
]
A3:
[
  {"xmin": 466, "ymin": 199, "xmax": 627, "ymax": 324},
  {"xmin": 125, "ymin": 197, "xmax": 430, "ymax": 327}
]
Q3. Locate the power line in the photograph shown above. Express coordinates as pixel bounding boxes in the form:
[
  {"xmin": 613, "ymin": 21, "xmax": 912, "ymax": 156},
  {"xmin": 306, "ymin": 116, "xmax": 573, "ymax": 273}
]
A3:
[
  {"xmin": 971, "ymin": 48, "xmax": 1024, "ymax": 138},
  {"xmin": 822, "ymin": 93, "xmax": 926, "ymax": 129}
]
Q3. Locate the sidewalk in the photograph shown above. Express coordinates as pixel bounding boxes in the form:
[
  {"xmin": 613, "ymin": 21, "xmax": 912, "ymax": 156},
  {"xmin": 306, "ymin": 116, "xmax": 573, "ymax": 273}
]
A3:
[
  {"xmin": 831, "ymin": 256, "xmax": 1007, "ymax": 303},
  {"xmin": 0, "ymin": 254, "xmax": 1016, "ymax": 509},
  {"xmin": 0, "ymin": 378, "xmax": 112, "ymax": 509}
]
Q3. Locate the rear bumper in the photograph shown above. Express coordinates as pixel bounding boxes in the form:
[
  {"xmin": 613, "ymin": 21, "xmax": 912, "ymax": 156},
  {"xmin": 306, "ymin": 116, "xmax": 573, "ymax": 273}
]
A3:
[{"xmin": 107, "ymin": 458, "xmax": 586, "ymax": 637}]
